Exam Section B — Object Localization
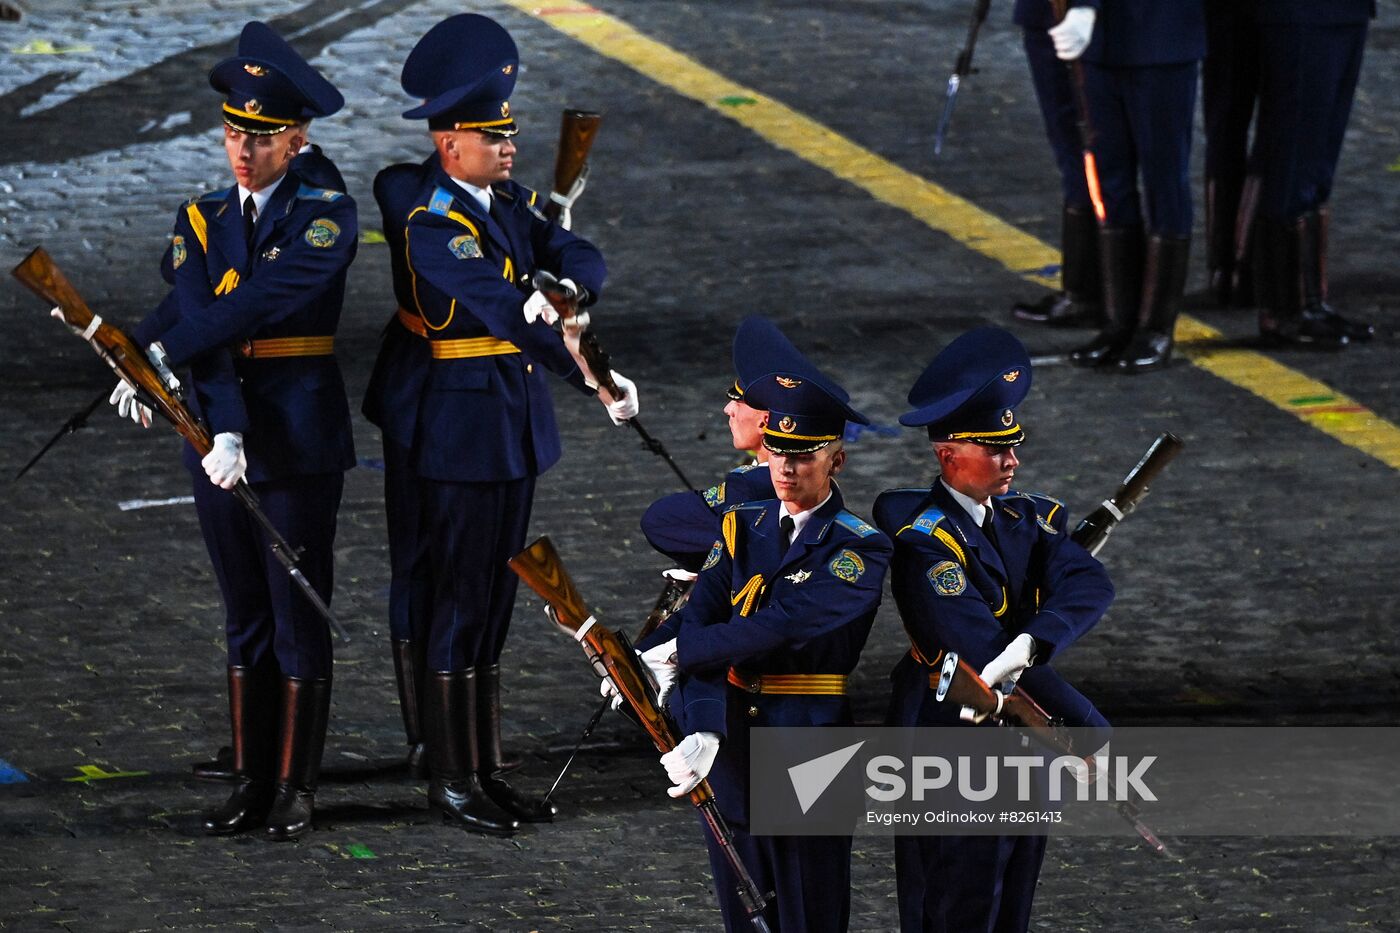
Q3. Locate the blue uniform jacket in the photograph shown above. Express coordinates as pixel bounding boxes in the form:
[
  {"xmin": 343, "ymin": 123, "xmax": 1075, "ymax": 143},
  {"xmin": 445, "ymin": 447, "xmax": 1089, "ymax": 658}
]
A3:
[
  {"xmin": 362, "ymin": 161, "xmax": 607, "ymax": 481},
  {"xmin": 1083, "ymin": 0, "xmax": 1205, "ymax": 66},
  {"xmin": 875, "ymin": 482, "xmax": 1113, "ymax": 729},
  {"xmin": 641, "ymin": 488, "xmax": 891, "ymax": 825},
  {"xmin": 640, "ymin": 462, "xmax": 775, "ymax": 571},
  {"xmin": 134, "ymin": 168, "xmax": 357, "ymax": 482}
]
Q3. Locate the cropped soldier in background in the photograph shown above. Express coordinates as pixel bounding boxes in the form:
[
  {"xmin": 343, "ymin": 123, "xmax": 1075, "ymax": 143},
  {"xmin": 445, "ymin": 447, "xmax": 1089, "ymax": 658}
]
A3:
[
  {"xmin": 1200, "ymin": 0, "xmax": 1260, "ymax": 309},
  {"xmin": 640, "ymin": 315, "xmax": 787, "ymax": 576},
  {"xmin": 876, "ymin": 327, "xmax": 1113, "ymax": 932},
  {"xmin": 1067, "ymin": 0, "xmax": 1204, "ymax": 373},
  {"xmin": 361, "ymin": 13, "xmax": 637, "ymax": 836},
  {"xmin": 635, "ymin": 329, "xmax": 891, "ymax": 933},
  {"xmin": 1010, "ymin": 0, "xmax": 1101, "ymax": 328},
  {"xmin": 107, "ymin": 22, "xmax": 357, "ymax": 840},
  {"xmin": 1250, "ymin": 0, "xmax": 1375, "ymax": 349}
]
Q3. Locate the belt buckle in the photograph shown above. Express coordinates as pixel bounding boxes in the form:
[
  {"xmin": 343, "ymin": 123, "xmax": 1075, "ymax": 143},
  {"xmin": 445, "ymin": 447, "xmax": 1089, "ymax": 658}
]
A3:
[
  {"xmin": 238, "ymin": 340, "xmax": 254, "ymax": 358},
  {"xmin": 935, "ymin": 652, "xmax": 959, "ymax": 702}
]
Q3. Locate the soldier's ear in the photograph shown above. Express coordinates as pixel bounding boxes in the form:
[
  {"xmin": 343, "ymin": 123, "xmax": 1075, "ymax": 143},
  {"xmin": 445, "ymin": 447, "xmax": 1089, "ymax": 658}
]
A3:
[{"xmin": 829, "ymin": 446, "xmax": 847, "ymax": 476}]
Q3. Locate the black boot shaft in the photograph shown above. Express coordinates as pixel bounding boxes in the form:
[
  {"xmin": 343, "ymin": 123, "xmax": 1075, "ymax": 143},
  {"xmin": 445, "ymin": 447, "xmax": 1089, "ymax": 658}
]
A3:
[
  {"xmin": 265, "ymin": 675, "xmax": 332, "ymax": 841},
  {"xmin": 1117, "ymin": 235, "xmax": 1190, "ymax": 374},
  {"xmin": 1069, "ymin": 225, "xmax": 1143, "ymax": 367},
  {"xmin": 424, "ymin": 669, "xmax": 518, "ymax": 836},
  {"xmin": 202, "ymin": 662, "xmax": 279, "ymax": 836},
  {"xmin": 1255, "ymin": 215, "xmax": 1346, "ymax": 350}
]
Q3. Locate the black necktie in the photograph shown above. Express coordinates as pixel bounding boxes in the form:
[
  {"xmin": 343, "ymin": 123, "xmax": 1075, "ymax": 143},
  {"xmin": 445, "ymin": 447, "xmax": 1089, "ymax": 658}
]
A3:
[
  {"xmin": 780, "ymin": 515, "xmax": 796, "ymax": 553},
  {"xmin": 981, "ymin": 508, "xmax": 1002, "ymax": 557},
  {"xmin": 242, "ymin": 194, "xmax": 256, "ymax": 249}
]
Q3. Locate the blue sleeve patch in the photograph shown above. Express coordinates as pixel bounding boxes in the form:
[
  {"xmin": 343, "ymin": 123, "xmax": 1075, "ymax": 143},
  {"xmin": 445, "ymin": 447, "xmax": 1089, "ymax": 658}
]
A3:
[
  {"xmin": 833, "ymin": 511, "xmax": 879, "ymax": 538},
  {"xmin": 297, "ymin": 184, "xmax": 343, "ymax": 202},
  {"xmin": 427, "ymin": 187, "xmax": 456, "ymax": 216},
  {"xmin": 703, "ymin": 483, "xmax": 725, "ymax": 508}
]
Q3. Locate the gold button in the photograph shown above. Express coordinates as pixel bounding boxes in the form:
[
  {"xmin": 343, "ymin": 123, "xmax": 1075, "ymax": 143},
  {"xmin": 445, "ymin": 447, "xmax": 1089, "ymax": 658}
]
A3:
[
  {"xmin": 526, "ymin": 363, "xmax": 534, "ymax": 374},
  {"xmin": 747, "ymin": 706, "xmax": 759, "ymax": 718}
]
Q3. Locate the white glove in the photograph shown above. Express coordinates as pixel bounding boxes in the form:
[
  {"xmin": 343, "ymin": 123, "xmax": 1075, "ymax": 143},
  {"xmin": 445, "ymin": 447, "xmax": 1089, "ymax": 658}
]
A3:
[
  {"xmin": 640, "ymin": 638, "xmax": 678, "ymax": 708},
  {"xmin": 109, "ymin": 379, "xmax": 153, "ymax": 429},
  {"xmin": 602, "ymin": 370, "xmax": 639, "ymax": 425},
  {"xmin": 1049, "ymin": 6, "xmax": 1095, "ymax": 60},
  {"xmin": 960, "ymin": 633, "xmax": 1037, "ymax": 723},
  {"xmin": 145, "ymin": 341, "xmax": 182, "ymax": 394},
  {"xmin": 522, "ymin": 289, "xmax": 559, "ymax": 326},
  {"xmin": 661, "ymin": 731, "xmax": 721, "ymax": 798},
  {"xmin": 599, "ymin": 674, "xmax": 626, "ymax": 711},
  {"xmin": 663, "ymin": 568, "xmax": 699, "ymax": 584},
  {"xmin": 201, "ymin": 432, "xmax": 247, "ymax": 489}
]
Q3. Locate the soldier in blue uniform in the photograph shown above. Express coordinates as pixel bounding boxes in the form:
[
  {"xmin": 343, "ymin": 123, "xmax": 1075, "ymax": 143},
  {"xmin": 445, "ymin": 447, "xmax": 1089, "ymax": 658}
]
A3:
[
  {"xmin": 636, "ymin": 340, "xmax": 891, "ymax": 933},
  {"xmin": 361, "ymin": 14, "xmax": 637, "ymax": 836},
  {"xmin": 876, "ymin": 327, "xmax": 1114, "ymax": 933},
  {"xmin": 106, "ymin": 22, "xmax": 357, "ymax": 840},
  {"xmin": 639, "ymin": 315, "xmax": 792, "ymax": 575},
  {"xmin": 1250, "ymin": 1, "xmax": 1375, "ymax": 349},
  {"xmin": 1010, "ymin": 0, "xmax": 1101, "ymax": 328},
  {"xmin": 1067, "ymin": 0, "xmax": 1205, "ymax": 373}
]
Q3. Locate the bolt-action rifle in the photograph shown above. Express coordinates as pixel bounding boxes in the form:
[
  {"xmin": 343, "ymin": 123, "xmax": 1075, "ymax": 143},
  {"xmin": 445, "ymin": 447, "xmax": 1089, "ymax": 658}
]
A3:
[
  {"xmin": 933, "ymin": 0, "xmax": 992, "ymax": 155},
  {"xmin": 1072, "ymin": 432, "xmax": 1184, "ymax": 555},
  {"xmin": 11, "ymin": 247, "xmax": 349, "ymax": 642},
  {"xmin": 510, "ymin": 537, "xmax": 774, "ymax": 933}
]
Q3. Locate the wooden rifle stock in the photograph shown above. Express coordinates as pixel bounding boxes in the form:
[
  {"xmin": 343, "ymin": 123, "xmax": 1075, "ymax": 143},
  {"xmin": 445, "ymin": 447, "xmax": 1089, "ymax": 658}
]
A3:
[
  {"xmin": 510, "ymin": 537, "xmax": 774, "ymax": 930},
  {"xmin": 544, "ymin": 109, "xmax": 601, "ymax": 222},
  {"xmin": 13, "ymin": 247, "xmax": 213, "ymax": 456},
  {"xmin": 1073, "ymin": 433, "xmax": 1184, "ymax": 555}
]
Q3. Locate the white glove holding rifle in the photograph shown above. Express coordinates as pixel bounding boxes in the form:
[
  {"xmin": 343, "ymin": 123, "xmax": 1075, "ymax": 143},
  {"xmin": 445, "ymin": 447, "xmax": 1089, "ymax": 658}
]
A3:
[
  {"xmin": 661, "ymin": 731, "xmax": 721, "ymax": 798},
  {"xmin": 1049, "ymin": 6, "xmax": 1095, "ymax": 60},
  {"xmin": 960, "ymin": 633, "xmax": 1038, "ymax": 723}
]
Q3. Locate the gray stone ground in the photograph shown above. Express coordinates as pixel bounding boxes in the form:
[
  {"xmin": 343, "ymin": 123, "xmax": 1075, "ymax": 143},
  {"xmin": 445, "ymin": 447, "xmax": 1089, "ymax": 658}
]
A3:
[{"xmin": 1, "ymin": 1, "xmax": 1399, "ymax": 930}]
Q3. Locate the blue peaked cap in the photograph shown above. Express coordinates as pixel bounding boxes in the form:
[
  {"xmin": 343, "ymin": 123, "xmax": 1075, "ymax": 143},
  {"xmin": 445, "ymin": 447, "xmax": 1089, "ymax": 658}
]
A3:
[
  {"xmin": 401, "ymin": 14, "xmax": 519, "ymax": 135},
  {"xmin": 728, "ymin": 315, "xmax": 811, "ymax": 405},
  {"xmin": 738, "ymin": 316, "xmax": 868, "ymax": 454},
  {"xmin": 209, "ymin": 21, "xmax": 342, "ymax": 134},
  {"xmin": 900, "ymin": 326, "xmax": 1031, "ymax": 445}
]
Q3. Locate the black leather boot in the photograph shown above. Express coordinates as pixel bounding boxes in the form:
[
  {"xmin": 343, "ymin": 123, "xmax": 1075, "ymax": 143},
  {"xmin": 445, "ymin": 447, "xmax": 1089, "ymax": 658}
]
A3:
[
  {"xmin": 265, "ymin": 675, "xmax": 332, "ymax": 841},
  {"xmin": 1070, "ymin": 225, "xmax": 1143, "ymax": 367},
  {"xmin": 425, "ymin": 670, "xmax": 518, "ymax": 836},
  {"xmin": 1255, "ymin": 216, "xmax": 1347, "ymax": 350},
  {"xmin": 203, "ymin": 662, "xmax": 278, "ymax": 835},
  {"xmin": 191, "ymin": 745, "xmax": 236, "ymax": 783},
  {"xmin": 1013, "ymin": 205, "xmax": 1102, "ymax": 326},
  {"xmin": 391, "ymin": 639, "xmax": 427, "ymax": 778},
  {"xmin": 1118, "ymin": 235, "xmax": 1191, "ymax": 374},
  {"xmin": 478, "ymin": 664, "xmax": 556, "ymax": 823},
  {"xmin": 1307, "ymin": 206, "xmax": 1373, "ymax": 342}
]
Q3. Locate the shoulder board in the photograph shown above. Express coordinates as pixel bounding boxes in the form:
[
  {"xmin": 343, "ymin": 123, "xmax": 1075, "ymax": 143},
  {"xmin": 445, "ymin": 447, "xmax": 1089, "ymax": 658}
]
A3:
[
  {"xmin": 730, "ymin": 463, "xmax": 762, "ymax": 475},
  {"xmin": 903, "ymin": 506, "xmax": 947, "ymax": 537},
  {"xmin": 1024, "ymin": 492, "xmax": 1065, "ymax": 508},
  {"xmin": 296, "ymin": 184, "xmax": 343, "ymax": 202},
  {"xmin": 427, "ymin": 187, "xmax": 456, "ymax": 216},
  {"xmin": 833, "ymin": 511, "xmax": 880, "ymax": 538},
  {"xmin": 193, "ymin": 186, "xmax": 231, "ymax": 206},
  {"xmin": 722, "ymin": 501, "xmax": 767, "ymax": 515}
]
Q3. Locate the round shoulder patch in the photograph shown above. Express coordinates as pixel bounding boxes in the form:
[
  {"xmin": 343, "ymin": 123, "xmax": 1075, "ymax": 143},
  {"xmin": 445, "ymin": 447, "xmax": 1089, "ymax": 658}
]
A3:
[
  {"xmin": 928, "ymin": 560, "xmax": 967, "ymax": 597},
  {"xmin": 304, "ymin": 218, "xmax": 340, "ymax": 248},
  {"xmin": 171, "ymin": 235, "xmax": 187, "ymax": 270},
  {"xmin": 1036, "ymin": 515, "xmax": 1059, "ymax": 535},
  {"xmin": 702, "ymin": 540, "xmax": 723, "ymax": 571},
  {"xmin": 703, "ymin": 482, "xmax": 725, "ymax": 508},
  {"xmin": 449, "ymin": 233, "xmax": 483, "ymax": 260},
  {"xmin": 828, "ymin": 549, "xmax": 866, "ymax": 584}
]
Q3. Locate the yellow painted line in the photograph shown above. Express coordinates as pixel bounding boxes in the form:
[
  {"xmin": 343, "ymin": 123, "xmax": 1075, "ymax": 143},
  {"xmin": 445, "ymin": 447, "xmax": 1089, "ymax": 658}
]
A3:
[{"xmin": 506, "ymin": 0, "xmax": 1400, "ymax": 471}]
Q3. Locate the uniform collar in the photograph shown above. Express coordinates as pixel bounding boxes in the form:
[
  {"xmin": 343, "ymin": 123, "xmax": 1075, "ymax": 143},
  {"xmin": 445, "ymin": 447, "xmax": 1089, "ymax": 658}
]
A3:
[
  {"xmin": 449, "ymin": 176, "xmax": 493, "ymax": 215},
  {"xmin": 779, "ymin": 489, "xmax": 833, "ymax": 543},
  {"xmin": 939, "ymin": 476, "xmax": 989, "ymax": 527},
  {"xmin": 238, "ymin": 169, "xmax": 289, "ymax": 220}
]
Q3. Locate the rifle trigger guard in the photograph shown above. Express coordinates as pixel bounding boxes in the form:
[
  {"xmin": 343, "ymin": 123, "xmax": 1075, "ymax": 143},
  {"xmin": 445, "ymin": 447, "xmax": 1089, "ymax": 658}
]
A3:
[{"xmin": 936, "ymin": 652, "xmax": 958, "ymax": 702}]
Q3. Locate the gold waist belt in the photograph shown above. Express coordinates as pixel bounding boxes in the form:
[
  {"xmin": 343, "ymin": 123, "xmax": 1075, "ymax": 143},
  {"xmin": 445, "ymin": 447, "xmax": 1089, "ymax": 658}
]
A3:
[
  {"xmin": 727, "ymin": 668, "xmax": 848, "ymax": 696},
  {"xmin": 395, "ymin": 307, "xmax": 520, "ymax": 359}
]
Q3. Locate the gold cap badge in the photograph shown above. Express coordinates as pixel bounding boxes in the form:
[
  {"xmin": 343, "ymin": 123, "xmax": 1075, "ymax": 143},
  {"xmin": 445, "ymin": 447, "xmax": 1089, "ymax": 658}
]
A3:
[
  {"xmin": 775, "ymin": 376, "xmax": 802, "ymax": 389},
  {"xmin": 244, "ymin": 64, "xmax": 267, "ymax": 77},
  {"xmin": 244, "ymin": 98, "xmax": 262, "ymax": 114},
  {"xmin": 1003, "ymin": 369, "xmax": 1020, "ymax": 382},
  {"xmin": 1001, "ymin": 409, "xmax": 1014, "ymax": 426},
  {"xmin": 778, "ymin": 416, "xmax": 797, "ymax": 433}
]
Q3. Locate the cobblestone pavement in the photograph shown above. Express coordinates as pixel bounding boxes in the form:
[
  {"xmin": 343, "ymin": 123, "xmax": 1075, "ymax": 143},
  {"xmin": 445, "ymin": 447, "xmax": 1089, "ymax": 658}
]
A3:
[{"xmin": 2, "ymin": 2, "xmax": 1399, "ymax": 930}]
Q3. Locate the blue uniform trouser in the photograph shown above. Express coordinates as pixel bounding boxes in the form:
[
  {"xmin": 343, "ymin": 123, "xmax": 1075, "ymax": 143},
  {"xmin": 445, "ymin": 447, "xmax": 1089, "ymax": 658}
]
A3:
[
  {"xmin": 1252, "ymin": 22, "xmax": 1368, "ymax": 221},
  {"xmin": 702, "ymin": 813, "xmax": 852, "ymax": 933},
  {"xmin": 382, "ymin": 438, "xmax": 431, "ymax": 643},
  {"xmin": 895, "ymin": 833, "xmax": 1048, "ymax": 933},
  {"xmin": 1081, "ymin": 60, "xmax": 1198, "ymax": 236},
  {"xmin": 1202, "ymin": 0, "xmax": 1259, "ymax": 188},
  {"xmin": 191, "ymin": 471, "xmax": 342, "ymax": 679},
  {"xmin": 421, "ymin": 475, "xmax": 535, "ymax": 672},
  {"xmin": 1022, "ymin": 29, "xmax": 1090, "ymax": 208}
]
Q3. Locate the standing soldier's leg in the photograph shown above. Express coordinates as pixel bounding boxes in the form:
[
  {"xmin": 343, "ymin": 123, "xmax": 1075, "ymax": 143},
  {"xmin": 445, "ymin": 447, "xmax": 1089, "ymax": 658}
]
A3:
[
  {"xmin": 383, "ymin": 437, "xmax": 431, "ymax": 775},
  {"xmin": 1012, "ymin": 28, "xmax": 1101, "ymax": 327},
  {"xmin": 1117, "ymin": 61, "xmax": 1197, "ymax": 373},
  {"xmin": 1201, "ymin": 0, "xmax": 1260, "ymax": 306},
  {"xmin": 257, "ymin": 475, "xmax": 340, "ymax": 841}
]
